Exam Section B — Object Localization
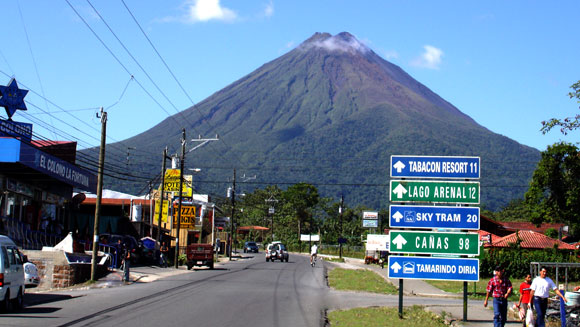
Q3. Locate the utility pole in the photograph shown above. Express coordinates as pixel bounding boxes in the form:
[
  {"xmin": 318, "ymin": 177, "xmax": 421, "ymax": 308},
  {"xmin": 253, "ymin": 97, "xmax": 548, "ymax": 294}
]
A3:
[
  {"xmin": 339, "ymin": 194, "xmax": 344, "ymax": 259},
  {"xmin": 228, "ymin": 169, "xmax": 236, "ymax": 261},
  {"xmin": 91, "ymin": 107, "xmax": 106, "ymax": 282},
  {"xmin": 174, "ymin": 129, "xmax": 186, "ymax": 269},
  {"xmin": 265, "ymin": 196, "xmax": 278, "ymax": 241},
  {"xmin": 156, "ymin": 147, "xmax": 169, "ymax": 243}
]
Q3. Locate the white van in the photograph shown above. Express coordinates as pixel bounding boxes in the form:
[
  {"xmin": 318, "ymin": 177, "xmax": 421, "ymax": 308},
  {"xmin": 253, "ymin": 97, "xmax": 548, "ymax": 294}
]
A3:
[{"xmin": 0, "ymin": 235, "xmax": 25, "ymax": 311}]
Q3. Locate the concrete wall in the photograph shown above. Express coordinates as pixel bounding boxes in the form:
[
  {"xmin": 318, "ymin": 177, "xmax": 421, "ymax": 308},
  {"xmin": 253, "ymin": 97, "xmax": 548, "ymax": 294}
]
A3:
[{"xmin": 22, "ymin": 250, "xmax": 108, "ymax": 290}]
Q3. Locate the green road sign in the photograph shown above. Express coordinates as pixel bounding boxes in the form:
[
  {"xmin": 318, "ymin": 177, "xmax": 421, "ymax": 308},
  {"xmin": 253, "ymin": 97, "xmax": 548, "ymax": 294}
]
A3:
[
  {"xmin": 390, "ymin": 180, "xmax": 480, "ymax": 204},
  {"xmin": 389, "ymin": 230, "xmax": 480, "ymax": 256}
]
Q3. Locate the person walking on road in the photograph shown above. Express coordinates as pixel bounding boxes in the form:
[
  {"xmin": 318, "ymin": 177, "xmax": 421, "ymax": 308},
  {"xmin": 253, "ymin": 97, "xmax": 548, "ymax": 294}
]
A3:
[
  {"xmin": 529, "ymin": 267, "xmax": 567, "ymax": 327},
  {"xmin": 484, "ymin": 266, "xmax": 513, "ymax": 327},
  {"xmin": 516, "ymin": 274, "xmax": 532, "ymax": 326},
  {"xmin": 121, "ymin": 241, "xmax": 131, "ymax": 282},
  {"xmin": 160, "ymin": 241, "xmax": 169, "ymax": 268}
]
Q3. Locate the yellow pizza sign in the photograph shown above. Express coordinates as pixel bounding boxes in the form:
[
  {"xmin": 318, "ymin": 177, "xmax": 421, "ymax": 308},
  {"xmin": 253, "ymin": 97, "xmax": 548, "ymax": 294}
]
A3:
[{"xmin": 172, "ymin": 205, "xmax": 197, "ymax": 228}]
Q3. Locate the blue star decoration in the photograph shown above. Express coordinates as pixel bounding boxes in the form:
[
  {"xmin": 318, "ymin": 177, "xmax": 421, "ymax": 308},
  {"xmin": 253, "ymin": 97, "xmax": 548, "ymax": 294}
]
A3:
[{"xmin": 0, "ymin": 78, "xmax": 28, "ymax": 119}]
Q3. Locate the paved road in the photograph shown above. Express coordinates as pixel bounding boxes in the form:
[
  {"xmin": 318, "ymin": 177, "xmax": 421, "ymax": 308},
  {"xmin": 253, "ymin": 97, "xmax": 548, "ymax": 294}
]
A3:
[
  {"xmin": 6, "ymin": 253, "xmax": 492, "ymax": 327},
  {"xmin": 10, "ymin": 253, "xmax": 327, "ymax": 327}
]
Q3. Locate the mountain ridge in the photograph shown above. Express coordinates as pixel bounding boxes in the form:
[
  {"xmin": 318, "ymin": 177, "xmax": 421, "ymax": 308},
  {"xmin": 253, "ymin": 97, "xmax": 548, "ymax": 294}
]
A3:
[{"xmin": 96, "ymin": 32, "xmax": 539, "ymax": 211}]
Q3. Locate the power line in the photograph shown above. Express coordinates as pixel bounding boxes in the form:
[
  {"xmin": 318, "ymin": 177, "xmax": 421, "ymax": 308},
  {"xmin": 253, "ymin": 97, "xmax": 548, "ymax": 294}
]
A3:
[{"xmin": 119, "ymin": 0, "xmax": 245, "ymax": 166}]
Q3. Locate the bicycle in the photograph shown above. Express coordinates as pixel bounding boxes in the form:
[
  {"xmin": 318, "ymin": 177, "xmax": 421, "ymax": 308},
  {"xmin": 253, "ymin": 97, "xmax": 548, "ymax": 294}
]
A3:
[{"xmin": 310, "ymin": 254, "xmax": 317, "ymax": 267}]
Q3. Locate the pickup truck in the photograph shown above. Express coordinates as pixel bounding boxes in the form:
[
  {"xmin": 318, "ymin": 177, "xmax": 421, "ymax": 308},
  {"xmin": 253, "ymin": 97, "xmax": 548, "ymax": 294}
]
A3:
[{"xmin": 186, "ymin": 244, "xmax": 214, "ymax": 270}]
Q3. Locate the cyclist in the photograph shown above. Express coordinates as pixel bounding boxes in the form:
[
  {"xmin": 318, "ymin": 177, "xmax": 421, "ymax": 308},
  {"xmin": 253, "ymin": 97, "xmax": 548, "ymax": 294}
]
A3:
[{"xmin": 310, "ymin": 243, "xmax": 318, "ymax": 266}]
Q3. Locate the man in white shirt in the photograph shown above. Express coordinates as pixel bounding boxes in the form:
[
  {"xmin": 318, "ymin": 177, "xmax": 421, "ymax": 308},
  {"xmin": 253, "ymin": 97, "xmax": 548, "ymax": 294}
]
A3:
[
  {"xmin": 310, "ymin": 244, "xmax": 318, "ymax": 266},
  {"xmin": 529, "ymin": 267, "xmax": 567, "ymax": 327}
]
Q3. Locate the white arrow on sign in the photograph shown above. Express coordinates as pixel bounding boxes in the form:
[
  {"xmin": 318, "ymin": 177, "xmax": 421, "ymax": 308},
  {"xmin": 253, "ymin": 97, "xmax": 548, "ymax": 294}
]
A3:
[
  {"xmin": 392, "ymin": 234, "xmax": 407, "ymax": 250},
  {"xmin": 392, "ymin": 211, "xmax": 403, "ymax": 223},
  {"xmin": 392, "ymin": 183, "xmax": 407, "ymax": 199},
  {"xmin": 390, "ymin": 261, "xmax": 402, "ymax": 273},
  {"xmin": 393, "ymin": 161, "xmax": 406, "ymax": 173}
]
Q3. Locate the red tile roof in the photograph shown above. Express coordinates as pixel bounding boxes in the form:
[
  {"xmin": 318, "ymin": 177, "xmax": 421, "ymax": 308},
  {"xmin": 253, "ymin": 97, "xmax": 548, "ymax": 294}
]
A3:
[{"xmin": 485, "ymin": 230, "xmax": 575, "ymax": 250}]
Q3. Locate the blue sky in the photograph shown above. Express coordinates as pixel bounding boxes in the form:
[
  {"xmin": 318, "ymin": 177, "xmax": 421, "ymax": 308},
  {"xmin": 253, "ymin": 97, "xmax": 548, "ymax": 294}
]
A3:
[{"xmin": 1, "ymin": 0, "xmax": 579, "ymax": 152}]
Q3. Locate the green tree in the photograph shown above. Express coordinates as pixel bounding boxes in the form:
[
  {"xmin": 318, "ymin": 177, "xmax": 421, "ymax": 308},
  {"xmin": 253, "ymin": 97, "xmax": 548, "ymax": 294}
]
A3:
[
  {"xmin": 524, "ymin": 142, "xmax": 580, "ymax": 235},
  {"xmin": 282, "ymin": 183, "xmax": 320, "ymax": 241},
  {"xmin": 482, "ymin": 198, "xmax": 533, "ymax": 222},
  {"xmin": 541, "ymin": 80, "xmax": 580, "ymax": 135}
]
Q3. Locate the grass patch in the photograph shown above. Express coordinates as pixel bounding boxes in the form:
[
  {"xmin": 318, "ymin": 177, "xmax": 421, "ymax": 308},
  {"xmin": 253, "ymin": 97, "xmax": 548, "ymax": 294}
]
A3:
[
  {"xmin": 328, "ymin": 268, "xmax": 397, "ymax": 294},
  {"xmin": 328, "ymin": 305, "xmax": 448, "ymax": 327},
  {"xmin": 425, "ymin": 280, "xmax": 518, "ymax": 301}
]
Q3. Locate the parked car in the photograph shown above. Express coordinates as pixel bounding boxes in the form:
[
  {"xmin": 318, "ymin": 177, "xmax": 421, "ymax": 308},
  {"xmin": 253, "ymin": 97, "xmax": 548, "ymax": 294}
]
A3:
[
  {"xmin": 243, "ymin": 241, "xmax": 259, "ymax": 253},
  {"xmin": 0, "ymin": 235, "xmax": 25, "ymax": 311},
  {"xmin": 265, "ymin": 242, "xmax": 289, "ymax": 262},
  {"xmin": 24, "ymin": 262, "xmax": 40, "ymax": 288}
]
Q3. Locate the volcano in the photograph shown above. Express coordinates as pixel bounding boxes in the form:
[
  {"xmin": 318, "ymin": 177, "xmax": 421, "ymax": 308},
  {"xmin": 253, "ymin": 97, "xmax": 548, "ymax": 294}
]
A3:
[{"xmin": 97, "ymin": 32, "xmax": 539, "ymax": 210}]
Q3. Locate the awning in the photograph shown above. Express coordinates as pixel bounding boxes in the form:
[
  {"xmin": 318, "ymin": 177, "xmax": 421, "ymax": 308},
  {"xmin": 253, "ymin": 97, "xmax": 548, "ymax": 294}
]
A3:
[
  {"xmin": 0, "ymin": 138, "xmax": 97, "ymax": 192},
  {"xmin": 237, "ymin": 226, "xmax": 270, "ymax": 232}
]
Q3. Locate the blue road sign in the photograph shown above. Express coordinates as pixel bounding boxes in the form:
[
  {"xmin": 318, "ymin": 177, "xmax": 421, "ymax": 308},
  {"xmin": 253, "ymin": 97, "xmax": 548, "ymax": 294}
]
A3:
[
  {"xmin": 390, "ymin": 155, "xmax": 480, "ymax": 179},
  {"xmin": 387, "ymin": 256, "xmax": 479, "ymax": 282},
  {"xmin": 389, "ymin": 205, "xmax": 480, "ymax": 230}
]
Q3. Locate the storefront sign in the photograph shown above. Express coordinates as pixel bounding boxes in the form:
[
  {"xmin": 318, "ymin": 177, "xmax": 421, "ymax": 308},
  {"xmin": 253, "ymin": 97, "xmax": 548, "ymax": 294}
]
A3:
[
  {"xmin": 14, "ymin": 140, "xmax": 97, "ymax": 192},
  {"xmin": 0, "ymin": 119, "xmax": 32, "ymax": 142},
  {"xmin": 173, "ymin": 205, "xmax": 197, "ymax": 228}
]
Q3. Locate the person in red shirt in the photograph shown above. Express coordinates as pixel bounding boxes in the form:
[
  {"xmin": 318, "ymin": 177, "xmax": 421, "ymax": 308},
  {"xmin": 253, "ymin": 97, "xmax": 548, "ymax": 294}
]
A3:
[
  {"xmin": 484, "ymin": 266, "xmax": 513, "ymax": 327},
  {"xmin": 516, "ymin": 274, "xmax": 532, "ymax": 326}
]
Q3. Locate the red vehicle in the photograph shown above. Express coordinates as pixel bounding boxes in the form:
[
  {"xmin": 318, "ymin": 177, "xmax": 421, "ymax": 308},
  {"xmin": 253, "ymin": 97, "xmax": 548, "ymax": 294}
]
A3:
[{"xmin": 186, "ymin": 244, "xmax": 214, "ymax": 270}]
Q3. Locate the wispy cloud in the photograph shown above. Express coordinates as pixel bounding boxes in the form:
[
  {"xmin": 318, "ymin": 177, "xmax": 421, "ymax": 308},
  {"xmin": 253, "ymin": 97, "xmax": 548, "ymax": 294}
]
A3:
[
  {"xmin": 263, "ymin": 1, "xmax": 274, "ymax": 18},
  {"xmin": 411, "ymin": 45, "xmax": 443, "ymax": 69},
  {"xmin": 301, "ymin": 34, "xmax": 370, "ymax": 54},
  {"xmin": 383, "ymin": 50, "xmax": 399, "ymax": 61},
  {"xmin": 161, "ymin": 0, "xmax": 238, "ymax": 24}
]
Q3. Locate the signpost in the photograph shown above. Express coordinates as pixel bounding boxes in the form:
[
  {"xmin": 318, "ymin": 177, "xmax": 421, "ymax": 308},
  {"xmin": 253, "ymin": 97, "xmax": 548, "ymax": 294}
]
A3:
[
  {"xmin": 389, "ymin": 230, "xmax": 479, "ymax": 256},
  {"xmin": 389, "ymin": 154, "xmax": 481, "ymax": 321},
  {"xmin": 390, "ymin": 180, "xmax": 480, "ymax": 204},
  {"xmin": 388, "ymin": 256, "xmax": 479, "ymax": 282},
  {"xmin": 389, "ymin": 205, "xmax": 480, "ymax": 230},
  {"xmin": 390, "ymin": 155, "xmax": 480, "ymax": 179}
]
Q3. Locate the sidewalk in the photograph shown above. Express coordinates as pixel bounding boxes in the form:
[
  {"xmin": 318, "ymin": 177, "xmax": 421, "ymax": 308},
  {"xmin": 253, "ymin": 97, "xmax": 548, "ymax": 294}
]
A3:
[{"xmin": 328, "ymin": 256, "xmax": 507, "ymax": 327}]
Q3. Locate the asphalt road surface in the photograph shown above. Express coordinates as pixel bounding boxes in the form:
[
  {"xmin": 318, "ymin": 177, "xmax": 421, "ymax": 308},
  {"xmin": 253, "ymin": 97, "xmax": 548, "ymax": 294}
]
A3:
[
  {"xmin": 3, "ymin": 253, "xmax": 469, "ymax": 327},
  {"xmin": 5, "ymin": 253, "xmax": 328, "ymax": 327}
]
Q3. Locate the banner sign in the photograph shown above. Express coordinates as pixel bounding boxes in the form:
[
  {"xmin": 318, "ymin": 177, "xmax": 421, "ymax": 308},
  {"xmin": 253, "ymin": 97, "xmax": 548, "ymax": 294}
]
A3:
[
  {"xmin": 163, "ymin": 170, "xmax": 193, "ymax": 196},
  {"xmin": 390, "ymin": 155, "xmax": 480, "ymax": 179},
  {"xmin": 0, "ymin": 119, "xmax": 32, "ymax": 142},
  {"xmin": 388, "ymin": 256, "xmax": 479, "ymax": 282},
  {"xmin": 300, "ymin": 234, "xmax": 320, "ymax": 241},
  {"xmin": 363, "ymin": 211, "xmax": 378, "ymax": 220},
  {"xmin": 363, "ymin": 219, "xmax": 378, "ymax": 228},
  {"xmin": 15, "ymin": 140, "xmax": 97, "ymax": 192},
  {"xmin": 163, "ymin": 169, "xmax": 181, "ymax": 192},
  {"xmin": 390, "ymin": 180, "xmax": 480, "ymax": 204},
  {"xmin": 366, "ymin": 234, "xmax": 389, "ymax": 251},
  {"xmin": 389, "ymin": 205, "xmax": 480, "ymax": 230},
  {"xmin": 155, "ymin": 200, "xmax": 169, "ymax": 223}
]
